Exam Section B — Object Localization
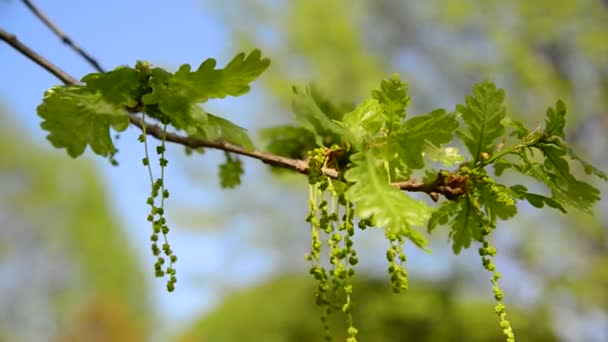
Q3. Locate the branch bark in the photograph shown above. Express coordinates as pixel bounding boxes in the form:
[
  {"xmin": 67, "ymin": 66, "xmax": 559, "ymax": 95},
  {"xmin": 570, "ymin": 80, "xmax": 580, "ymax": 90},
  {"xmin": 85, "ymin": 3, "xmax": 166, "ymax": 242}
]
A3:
[
  {"xmin": 0, "ymin": 1, "xmax": 466, "ymax": 201},
  {"xmin": 22, "ymin": 0, "xmax": 105, "ymax": 73}
]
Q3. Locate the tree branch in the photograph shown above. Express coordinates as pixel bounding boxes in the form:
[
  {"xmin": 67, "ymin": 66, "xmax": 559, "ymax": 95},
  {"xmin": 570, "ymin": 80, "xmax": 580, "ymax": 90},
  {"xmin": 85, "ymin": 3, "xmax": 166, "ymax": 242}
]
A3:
[
  {"xmin": 0, "ymin": 28, "xmax": 78, "ymax": 85},
  {"xmin": 128, "ymin": 115, "xmax": 311, "ymax": 174},
  {"xmin": 21, "ymin": 0, "xmax": 105, "ymax": 72},
  {"xmin": 1, "ymin": 13, "xmax": 465, "ymax": 200}
]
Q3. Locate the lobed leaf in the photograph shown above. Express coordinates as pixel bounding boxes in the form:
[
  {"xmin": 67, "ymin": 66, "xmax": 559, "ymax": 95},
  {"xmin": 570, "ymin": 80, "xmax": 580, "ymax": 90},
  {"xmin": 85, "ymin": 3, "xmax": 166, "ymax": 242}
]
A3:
[
  {"xmin": 219, "ymin": 152, "xmax": 244, "ymax": 189},
  {"xmin": 456, "ymin": 81, "xmax": 507, "ymax": 163},
  {"xmin": 37, "ymin": 86, "xmax": 129, "ymax": 158},
  {"xmin": 544, "ymin": 99, "xmax": 566, "ymax": 139},
  {"xmin": 81, "ymin": 66, "xmax": 142, "ymax": 108},
  {"xmin": 522, "ymin": 156, "xmax": 599, "ymax": 214},
  {"xmin": 142, "ymin": 50, "xmax": 270, "ymax": 128},
  {"xmin": 344, "ymin": 152, "xmax": 432, "ymax": 248},
  {"xmin": 449, "ymin": 196, "xmax": 484, "ymax": 254},
  {"xmin": 390, "ymin": 109, "xmax": 459, "ymax": 170},
  {"xmin": 427, "ymin": 201, "xmax": 459, "ymax": 233},
  {"xmin": 371, "ymin": 74, "xmax": 410, "ymax": 133},
  {"xmin": 509, "ymin": 185, "xmax": 566, "ymax": 213},
  {"xmin": 259, "ymin": 125, "xmax": 316, "ymax": 160},
  {"xmin": 567, "ymin": 147, "xmax": 608, "ymax": 181},
  {"xmin": 203, "ymin": 113, "xmax": 254, "ymax": 150},
  {"xmin": 291, "ymin": 86, "xmax": 346, "ymax": 147},
  {"xmin": 341, "ymin": 99, "xmax": 384, "ymax": 147}
]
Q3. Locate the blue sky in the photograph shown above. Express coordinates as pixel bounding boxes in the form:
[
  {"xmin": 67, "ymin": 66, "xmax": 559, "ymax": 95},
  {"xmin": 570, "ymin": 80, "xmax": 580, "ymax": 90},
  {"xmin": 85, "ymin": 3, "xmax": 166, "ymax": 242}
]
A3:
[{"xmin": 0, "ymin": 0, "xmax": 264, "ymax": 330}]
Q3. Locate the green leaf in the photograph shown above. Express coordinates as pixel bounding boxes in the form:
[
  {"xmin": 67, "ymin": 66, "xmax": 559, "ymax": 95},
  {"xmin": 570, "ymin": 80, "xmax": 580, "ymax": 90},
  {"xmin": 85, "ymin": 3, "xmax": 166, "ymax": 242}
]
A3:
[
  {"xmin": 81, "ymin": 66, "xmax": 142, "ymax": 108},
  {"xmin": 390, "ymin": 109, "xmax": 459, "ymax": 170},
  {"xmin": 371, "ymin": 74, "xmax": 410, "ymax": 132},
  {"xmin": 341, "ymin": 99, "xmax": 384, "ymax": 147},
  {"xmin": 259, "ymin": 125, "xmax": 316, "ymax": 160},
  {"xmin": 506, "ymin": 118, "xmax": 530, "ymax": 139},
  {"xmin": 344, "ymin": 152, "xmax": 431, "ymax": 248},
  {"xmin": 37, "ymin": 86, "xmax": 129, "ymax": 158},
  {"xmin": 544, "ymin": 100, "xmax": 566, "ymax": 139},
  {"xmin": 449, "ymin": 196, "xmax": 484, "ymax": 254},
  {"xmin": 308, "ymin": 85, "xmax": 353, "ymax": 121},
  {"xmin": 509, "ymin": 185, "xmax": 566, "ymax": 213},
  {"xmin": 493, "ymin": 159, "xmax": 514, "ymax": 176},
  {"xmin": 427, "ymin": 201, "xmax": 459, "ymax": 233},
  {"xmin": 424, "ymin": 144, "xmax": 465, "ymax": 167},
  {"xmin": 456, "ymin": 81, "xmax": 507, "ymax": 163},
  {"xmin": 523, "ymin": 149, "xmax": 600, "ymax": 214},
  {"xmin": 142, "ymin": 67, "xmax": 192, "ymax": 127},
  {"xmin": 203, "ymin": 113, "xmax": 254, "ymax": 150},
  {"xmin": 567, "ymin": 147, "xmax": 608, "ymax": 181},
  {"xmin": 524, "ymin": 193, "xmax": 566, "ymax": 213},
  {"xmin": 142, "ymin": 50, "xmax": 270, "ymax": 128},
  {"xmin": 219, "ymin": 152, "xmax": 244, "ymax": 189},
  {"xmin": 291, "ymin": 86, "xmax": 346, "ymax": 146}
]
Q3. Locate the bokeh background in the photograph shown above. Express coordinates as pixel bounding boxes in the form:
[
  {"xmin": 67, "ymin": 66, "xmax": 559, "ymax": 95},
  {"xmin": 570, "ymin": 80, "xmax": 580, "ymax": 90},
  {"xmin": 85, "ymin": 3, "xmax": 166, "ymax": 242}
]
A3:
[{"xmin": 1, "ymin": 0, "xmax": 607, "ymax": 341}]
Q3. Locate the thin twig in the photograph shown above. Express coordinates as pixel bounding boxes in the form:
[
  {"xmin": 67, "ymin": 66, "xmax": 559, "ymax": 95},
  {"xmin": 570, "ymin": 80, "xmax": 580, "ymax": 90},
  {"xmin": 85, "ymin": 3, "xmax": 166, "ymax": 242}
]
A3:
[
  {"xmin": 0, "ymin": 28, "xmax": 78, "ymax": 85},
  {"xmin": 128, "ymin": 115, "xmax": 311, "ymax": 174},
  {"xmin": 0, "ymin": 26, "xmax": 462, "ymax": 199},
  {"xmin": 21, "ymin": 0, "xmax": 105, "ymax": 72}
]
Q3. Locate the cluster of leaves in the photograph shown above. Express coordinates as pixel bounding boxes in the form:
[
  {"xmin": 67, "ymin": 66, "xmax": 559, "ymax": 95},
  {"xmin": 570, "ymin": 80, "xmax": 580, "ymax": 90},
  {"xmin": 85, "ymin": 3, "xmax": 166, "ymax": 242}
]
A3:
[
  {"xmin": 262, "ymin": 76, "xmax": 604, "ymax": 254},
  {"xmin": 35, "ymin": 47, "xmax": 606, "ymax": 341},
  {"xmin": 219, "ymin": 152, "xmax": 244, "ymax": 188},
  {"xmin": 37, "ymin": 50, "xmax": 271, "ymax": 291},
  {"xmin": 428, "ymin": 85, "xmax": 606, "ymax": 253},
  {"xmin": 270, "ymin": 74, "xmax": 462, "ymax": 250},
  {"xmin": 262, "ymin": 76, "xmax": 606, "ymax": 340},
  {"xmin": 37, "ymin": 50, "xmax": 270, "ymax": 159}
]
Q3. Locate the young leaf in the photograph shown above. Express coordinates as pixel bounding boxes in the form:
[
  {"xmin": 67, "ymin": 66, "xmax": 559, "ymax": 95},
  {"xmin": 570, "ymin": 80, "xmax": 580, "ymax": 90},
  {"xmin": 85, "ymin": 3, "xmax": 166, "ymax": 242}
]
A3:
[
  {"xmin": 37, "ymin": 86, "xmax": 129, "ymax": 158},
  {"xmin": 509, "ymin": 185, "xmax": 567, "ymax": 213},
  {"xmin": 544, "ymin": 99, "xmax": 566, "ymax": 139},
  {"xmin": 308, "ymin": 85, "xmax": 353, "ymax": 121},
  {"xmin": 202, "ymin": 113, "xmax": 254, "ymax": 150},
  {"xmin": 427, "ymin": 201, "xmax": 459, "ymax": 233},
  {"xmin": 505, "ymin": 118, "xmax": 529, "ymax": 139},
  {"xmin": 142, "ymin": 67, "xmax": 192, "ymax": 128},
  {"xmin": 449, "ymin": 196, "xmax": 484, "ymax": 254},
  {"xmin": 567, "ymin": 147, "xmax": 608, "ymax": 181},
  {"xmin": 493, "ymin": 159, "xmax": 514, "ymax": 176},
  {"xmin": 259, "ymin": 125, "xmax": 316, "ymax": 160},
  {"xmin": 525, "ymin": 193, "xmax": 566, "ymax": 213},
  {"xmin": 142, "ymin": 50, "xmax": 270, "ymax": 128},
  {"xmin": 344, "ymin": 152, "xmax": 431, "ymax": 248},
  {"xmin": 219, "ymin": 152, "xmax": 244, "ymax": 188},
  {"xmin": 371, "ymin": 74, "xmax": 410, "ymax": 132},
  {"xmin": 522, "ymin": 156, "xmax": 599, "ymax": 214},
  {"xmin": 424, "ymin": 144, "xmax": 465, "ymax": 167},
  {"xmin": 456, "ymin": 81, "xmax": 507, "ymax": 163},
  {"xmin": 390, "ymin": 109, "xmax": 459, "ymax": 170},
  {"xmin": 291, "ymin": 86, "xmax": 346, "ymax": 146},
  {"xmin": 81, "ymin": 66, "xmax": 142, "ymax": 108},
  {"xmin": 341, "ymin": 99, "xmax": 384, "ymax": 147}
]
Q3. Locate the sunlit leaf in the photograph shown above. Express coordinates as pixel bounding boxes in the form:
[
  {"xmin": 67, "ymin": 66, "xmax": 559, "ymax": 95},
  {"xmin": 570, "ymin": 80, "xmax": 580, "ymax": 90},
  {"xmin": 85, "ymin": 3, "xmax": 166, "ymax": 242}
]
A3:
[
  {"xmin": 456, "ymin": 81, "xmax": 506, "ymax": 163},
  {"xmin": 344, "ymin": 152, "xmax": 431, "ymax": 247}
]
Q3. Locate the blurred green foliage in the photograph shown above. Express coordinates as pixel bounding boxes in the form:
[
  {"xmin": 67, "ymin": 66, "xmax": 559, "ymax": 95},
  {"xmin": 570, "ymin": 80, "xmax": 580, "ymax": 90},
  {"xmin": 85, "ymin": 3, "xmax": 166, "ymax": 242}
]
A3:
[
  {"xmin": 201, "ymin": 0, "xmax": 608, "ymax": 339},
  {"xmin": 180, "ymin": 275, "xmax": 557, "ymax": 342},
  {"xmin": 0, "ymin": 109, "xmax": 149, "ymax": 341}
]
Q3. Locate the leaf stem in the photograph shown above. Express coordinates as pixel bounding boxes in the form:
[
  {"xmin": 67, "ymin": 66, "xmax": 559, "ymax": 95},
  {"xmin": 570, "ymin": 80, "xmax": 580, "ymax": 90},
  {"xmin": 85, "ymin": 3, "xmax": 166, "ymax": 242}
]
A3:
[{"xmin": 141, "ymin": 113, "xmax": 155, "ymax": 185}]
